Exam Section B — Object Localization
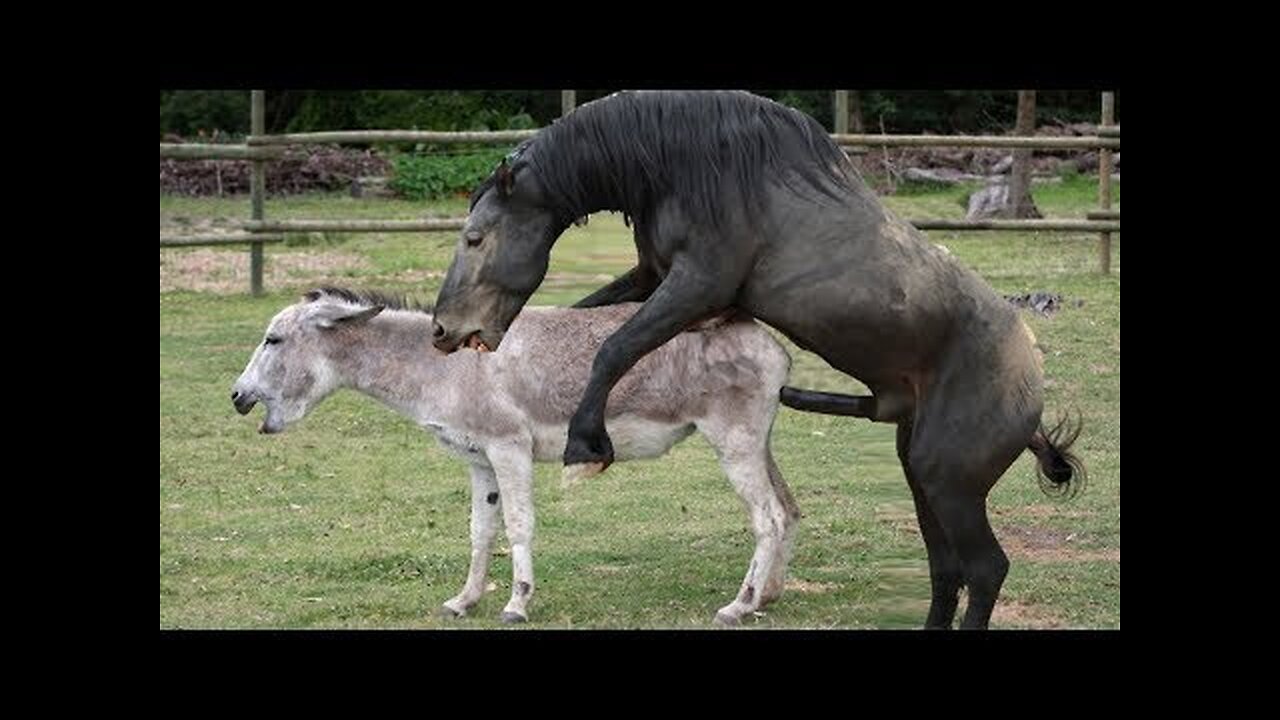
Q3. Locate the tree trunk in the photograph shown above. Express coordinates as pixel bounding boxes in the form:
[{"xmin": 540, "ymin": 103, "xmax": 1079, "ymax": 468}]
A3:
[
  {"xmin": 849, "ymin": 91, "xmax": 865, "ymax": 133},
  {"xmin": 1002, "ymin": 90, "xmax": 1042, "ymax": 218},
  {"xmin": 841, "ymin": 91, "xmax": 866, "ymax": 173}
]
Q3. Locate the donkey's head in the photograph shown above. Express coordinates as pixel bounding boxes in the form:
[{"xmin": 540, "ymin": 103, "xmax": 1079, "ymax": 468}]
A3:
[{"xmin": 231, "ymin": 291, "xmax": 384, "ymax": 434}]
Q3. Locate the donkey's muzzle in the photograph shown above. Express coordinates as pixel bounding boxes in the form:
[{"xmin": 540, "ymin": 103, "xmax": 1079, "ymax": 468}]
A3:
[{"xmin": 232, "ymin": 390, "xmax": 257, "ymax": 415}]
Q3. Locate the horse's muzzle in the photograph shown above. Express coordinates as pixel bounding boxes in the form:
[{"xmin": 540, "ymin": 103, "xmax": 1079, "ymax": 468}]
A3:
[{"xmin": 430, "ymin": 321, "xmax": 460, "ymax": 352}]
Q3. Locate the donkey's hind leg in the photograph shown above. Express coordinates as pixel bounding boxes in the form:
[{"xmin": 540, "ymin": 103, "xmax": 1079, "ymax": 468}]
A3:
[
  {"xmin": 760, "ymin": 446, "xmax": 801, "ymax": 607},
  {"xmin": 699, "ymin": 411, "xmax": 794, "ymax": 626}
]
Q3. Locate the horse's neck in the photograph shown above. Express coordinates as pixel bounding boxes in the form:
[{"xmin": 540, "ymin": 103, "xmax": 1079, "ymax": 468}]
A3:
[
  {"xmin": 536, "ymin": 141, "xmax": 627, "ymax": 217},
  {"xmin": 337, "ymin": 315, "xmax": 484, "ymax": 427}
]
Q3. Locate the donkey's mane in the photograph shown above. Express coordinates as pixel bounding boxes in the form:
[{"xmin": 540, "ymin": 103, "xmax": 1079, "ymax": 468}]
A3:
[
  {"xmin": 304, "ymin": 286, "xmax": 433, "ymax": 314},
  {"xmin": 474, "ymin": 90, "xmax": 856, "ymax": 227}
]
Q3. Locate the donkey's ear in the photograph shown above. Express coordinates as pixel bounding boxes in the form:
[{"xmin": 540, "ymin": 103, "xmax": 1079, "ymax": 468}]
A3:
[
  {"xmin": 495, "ymin": 158, "xmax": 516, "ymax": 196},
  {"xmin": 313, "ymin": 304, "xmax": 384, "ymax": 329}
]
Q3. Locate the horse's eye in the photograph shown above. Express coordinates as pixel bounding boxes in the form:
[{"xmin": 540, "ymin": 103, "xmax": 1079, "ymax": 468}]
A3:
[
  {"xmin": 464, "ymin": 230, "xmax": 484, "ymax": 248},
  {"xmin": 265, "ymin": 336, "xmax": 282, "ymax": 346}
]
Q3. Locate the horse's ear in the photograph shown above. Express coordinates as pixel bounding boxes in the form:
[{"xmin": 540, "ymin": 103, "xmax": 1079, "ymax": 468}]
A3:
[
  {"xmin": 313, "ymin": 304, "xmax": 384, "ymax": 329},
  {"xmin": 496, "ymin": 158, "xmax": 516, "ymax": 196}
]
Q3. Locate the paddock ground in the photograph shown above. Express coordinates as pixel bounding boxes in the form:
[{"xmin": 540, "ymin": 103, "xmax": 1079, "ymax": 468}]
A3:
[{"xmin": 160, "ymin": 178, "xmax": 1119, "ymax": 628}]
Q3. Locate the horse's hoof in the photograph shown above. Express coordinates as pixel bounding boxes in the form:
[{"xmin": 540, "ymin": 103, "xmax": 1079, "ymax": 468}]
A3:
[
  {"xmin": 500, "ymin": 611, "xmax": 528, "ymax": 625},
  {"xmin": 440, "ymin": 604, "xmax": 465, "ymax": 619},
  {"xmin": 561, "ymin": 462, "xmax": 606, "ymax": 488},
  {"xmin": 713, "ymin": 611, "xmax": 741, "ymax": 627}
]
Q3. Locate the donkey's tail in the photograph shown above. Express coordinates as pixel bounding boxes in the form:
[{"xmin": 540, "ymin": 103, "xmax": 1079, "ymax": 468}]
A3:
[{"xmin": 1027, "ymin": 412, "xmax": 1087, "ymax": 499}]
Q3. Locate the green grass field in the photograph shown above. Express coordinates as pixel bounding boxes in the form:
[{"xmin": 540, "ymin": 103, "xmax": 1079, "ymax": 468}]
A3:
[{"xmin": 160, "ymin": 175, "xmax": 1119, "ymax": 629}]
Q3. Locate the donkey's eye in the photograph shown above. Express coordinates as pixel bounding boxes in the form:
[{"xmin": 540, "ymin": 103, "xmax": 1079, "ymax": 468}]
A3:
[
  {"xmin": 264, "ymin": 336, "xmax": 282, "ymax": 346},
  {"xmin": 464, "ymin": 230, "xmax": 484, "ymax": 248}
]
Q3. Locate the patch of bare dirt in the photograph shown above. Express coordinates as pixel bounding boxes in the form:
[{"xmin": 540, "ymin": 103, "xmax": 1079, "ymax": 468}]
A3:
[
  {"xmin": 991, "ymin": 504, "xmax": 1091, "ymax": 520},
  {"xmin": 875, "ymin": 503, "xmax": 919, "ymax": 536},
  {"xmin": 785, "ymin": 578, "xmax": 837, "ymax": 594},
  {"xmin": 997, "ymin": 524, "xmax": 1120, "ymax": 564},
  {"xmin": 160, "ymin": 249, "xmax": 371, "ymax": 294},
  {"xmin": 542, "ymin": 272, "xmax": 617, "ymax": 288},
  {"xmin": 384, "ymin": 268, "xmax": 446, "ymax": 284},
  {"xmin": 881, "ymin": 504, "xmax": 1117, "ymax": 564},
  {"xmin": 989, "ymin": 597, "xmax": 1067, "ymax": 629}
]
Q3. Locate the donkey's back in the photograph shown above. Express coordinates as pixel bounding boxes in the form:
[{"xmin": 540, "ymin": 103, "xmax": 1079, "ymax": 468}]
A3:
[{"xmin": 487, "ymin": 303, "xmax": 791, "ymax": 463}]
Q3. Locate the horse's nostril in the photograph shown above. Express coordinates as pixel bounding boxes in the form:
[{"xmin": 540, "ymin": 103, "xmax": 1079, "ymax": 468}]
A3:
[
  {"xmin": 231, "ymin": 391, "xmax": 241, "ymax": 401},
  {"xmin": 432, "ymin": 322, "xmax": 446, "ymax": 339}
]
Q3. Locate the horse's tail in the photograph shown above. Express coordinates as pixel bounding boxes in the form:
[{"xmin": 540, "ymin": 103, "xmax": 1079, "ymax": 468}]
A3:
[{"xmin": 1027, "ymin": 412, "xmax": 1087, "ymax": 499}]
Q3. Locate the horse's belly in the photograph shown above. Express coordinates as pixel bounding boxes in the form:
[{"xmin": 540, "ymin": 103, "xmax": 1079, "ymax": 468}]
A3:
[{"xmin": 530, "ymin": 417, "xmax": 696, "ymax": 462}]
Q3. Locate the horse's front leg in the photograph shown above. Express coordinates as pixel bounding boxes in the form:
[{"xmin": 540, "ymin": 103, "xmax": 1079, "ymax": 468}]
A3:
[
  {"xmin": 572, "ymin": 266, "xmax": 658, "ymax": 309},
  {"xmin": 441, "ymin": 464, "xmax": 501, "ymax": 618},
  {"xmin": 563, "ymin": 259, "xmax": 734, "ymax": 482}
]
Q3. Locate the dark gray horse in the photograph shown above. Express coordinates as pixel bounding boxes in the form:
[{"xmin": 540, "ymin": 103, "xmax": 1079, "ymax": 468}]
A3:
[{"xmin": 430, "ymin": 90, "xmax": 1083, "ymax": 629}]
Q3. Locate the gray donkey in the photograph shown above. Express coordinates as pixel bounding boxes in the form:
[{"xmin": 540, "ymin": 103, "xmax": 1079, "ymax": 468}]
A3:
[{"xmin": 231, "ymin": 287, "xmax": 799, "ymax": 625}]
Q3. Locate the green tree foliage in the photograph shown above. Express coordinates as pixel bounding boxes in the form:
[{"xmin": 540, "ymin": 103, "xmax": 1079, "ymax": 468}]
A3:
[
  {"xmin": 389, "ymin": 147, "xmax": 513, "ymax": 201},
  {"xmin": 161, "ymin": 90, "xmax": 1116, "ymax": 139},
  {"xmin": 159, "ymin": 90, "xmax": 250, "ymax": 138}
]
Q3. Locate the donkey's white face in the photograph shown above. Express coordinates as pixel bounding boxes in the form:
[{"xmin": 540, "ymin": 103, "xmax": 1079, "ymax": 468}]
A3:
[{"xmin": 231, "ymin": 299, "xmax": 383, "ymax": 434}]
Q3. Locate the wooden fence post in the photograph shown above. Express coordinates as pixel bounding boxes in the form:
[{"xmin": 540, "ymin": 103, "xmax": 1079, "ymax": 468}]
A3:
[
  {"xmin": 561, "ymin": 90, "xmax": 576, "ymax": 118},
  {"xmin": 1098, "ymin": 91, "xmax": 1115, "ymax": 274},
  {"xmin": 250, "ymin": 90, "xmax": 266, "ymax": 295},
  {"xmin": 834, "ymin": 90, "xmax": 849, "ymax": 135}
]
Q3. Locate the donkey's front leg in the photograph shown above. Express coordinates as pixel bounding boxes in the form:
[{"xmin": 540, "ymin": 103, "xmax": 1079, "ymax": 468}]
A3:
[
  {"xmin": 563, "ymin": 260, "xmax": 734, "ymax": 482},
  {"xmin": 441, "ymin": 464, "xmax": 501, "ymax": 618},
  {"xmin": 489, "ymin": 442, "xmax": 537, "ymax": 624}
]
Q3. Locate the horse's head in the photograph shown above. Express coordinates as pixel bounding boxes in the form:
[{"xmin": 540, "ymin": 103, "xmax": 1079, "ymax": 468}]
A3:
[
  {"xmin": 231, "ymin": 294, "xmax": 383, "ymax": 433},
  {"xmin": 431, "ymin": 151, "xmax": 562, "ymax": 353}
]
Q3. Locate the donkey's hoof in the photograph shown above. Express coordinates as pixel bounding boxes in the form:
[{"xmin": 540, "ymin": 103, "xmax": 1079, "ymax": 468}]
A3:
[
  {"xmin": 713, "ymin": 611, "xmax": 741, "ymax": 627},
  {"xmin": 561, "ymin": 462, "xmax": 606, "ymax": 488},
  {"xmin": 500, "ymin": 611, "xmax": 528, "ymax": 625}
]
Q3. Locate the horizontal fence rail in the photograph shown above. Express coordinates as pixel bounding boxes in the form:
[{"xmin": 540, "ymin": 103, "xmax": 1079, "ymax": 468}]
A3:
[
  {"xmin": 834, "ymin": 134, "xmax": 1119, "ymax": 150},
  {"xmin": 231, "ymin": 218, "xmax": 1118, "ymax": 235},
  {"xmin": 246, "ymin": 130, "xmax": 539, "ymax": 146},
  {"xmin": 173, "ymin": 131, "xmax": 1122, "ymax": 152},
  {"xmin": 242, "ymin": 219, "xmax": 466, "ymax": 233},
  {"xmin": 160, "ymin": 144, "xmax": 285, "ymax": 160},
  {"xmin": 910, "ymin": 219, "xmax": 1119, "ymax": 232},
  {"xmin": 159, "ymin": 233, "xmax": 285, "ymax": 248}
]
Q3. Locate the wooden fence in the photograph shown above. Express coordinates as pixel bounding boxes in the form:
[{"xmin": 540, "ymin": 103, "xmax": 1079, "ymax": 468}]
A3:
[{"xmin": 160, "ymin": 91, "xmax": 1119, "ymax": 294}]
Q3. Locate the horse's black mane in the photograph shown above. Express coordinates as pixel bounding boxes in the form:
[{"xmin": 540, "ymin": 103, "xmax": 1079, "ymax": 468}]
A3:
[
  {"xmin": 477, "ymin": 90, "xmax": 856, "ymax": 228},
  {"xmin": 304, "ymin": 286, "xmax": 433, "ymax": 314}
]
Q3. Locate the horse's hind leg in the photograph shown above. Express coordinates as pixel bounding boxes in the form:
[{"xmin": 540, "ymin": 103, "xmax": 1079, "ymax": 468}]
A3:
[
  {"xmin": 907, "ymin": 398, "xmax": 1032, "ymax": 629},
  {"xmin": 897, "ymin": 423, "xmax": 964, "ymax": 629},
  {"xmin": 925, "ymin": 489, "xmax": 1007, "ymax": 629}
]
